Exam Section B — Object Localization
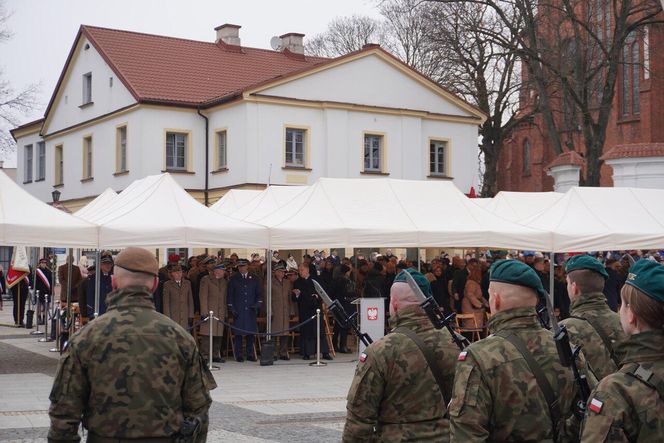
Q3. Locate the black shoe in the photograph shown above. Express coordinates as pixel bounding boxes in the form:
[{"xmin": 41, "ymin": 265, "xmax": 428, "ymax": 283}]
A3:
[
  {"xmin": 247, "ymin": 356, "xmax": 257, "ymax": 362},
  {"xmin": 340, "ymin": 348, "xmax": 352, "ymax": 354},
  {"xmin": 273, "ymin": 355, "xmax": 279, "ymax": 361},
  {"xmin": 322, "ymin": 353, "xmax": 333, "ymax": 360},
  {"xmin": 213, "ymin": 357, "xmax": 225, "ymax": 363},
  {"xmin": 303, "ymin": 355, "xmax": 310, "ymax": 360},
  {"xmin": 236, "ymin": 356, "xmax": 245, "ymax": 362},
  {"xmin": 280, "ymin": 355, "xmax": 290, "ymax": 361}
]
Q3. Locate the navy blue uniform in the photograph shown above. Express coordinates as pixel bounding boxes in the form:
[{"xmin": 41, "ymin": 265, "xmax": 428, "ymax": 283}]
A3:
[{"xmin": 227, "ymin": 272, "xmax": 262, "ymax": 359}]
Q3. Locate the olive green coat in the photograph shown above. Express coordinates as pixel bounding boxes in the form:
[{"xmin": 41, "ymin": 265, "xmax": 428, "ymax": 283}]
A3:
[
  {"xmin": 163, "ymin": 279, "xmax": 194, "ymax": 330},
  {"xmin": 199, "ymin": 275, "xmax": 227, "ymax": 337},
  {"xmin": 270, "ymin": 276, "xmax": 294, "ymax": 336}
]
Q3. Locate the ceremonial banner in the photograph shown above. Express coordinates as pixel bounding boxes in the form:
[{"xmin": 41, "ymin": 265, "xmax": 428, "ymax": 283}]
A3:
[{"xmin": 6, "ymin": 246, "xmax": 30, "ymax": 289}]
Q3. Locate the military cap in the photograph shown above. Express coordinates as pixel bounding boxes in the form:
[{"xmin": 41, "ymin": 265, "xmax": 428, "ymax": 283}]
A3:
[
  {"xmin": 213, "ymin": 262, "xmax": 226, "ymax": 270},
  {"xmin": 39, "ymin": 257, "xmax": 49, "ymax": 263},
  {"xmin": 114, "ymin": 247, "xmax": 159, "ymax": 277},
  {"xmin": 273, "ymin": 263, "xmax": 286, "ymax": 272},
  {"xmin": 522, "ymin": 251, "xmax": 535, "ymax": 257},
  {"xmin": 565, "ymin": 254, "xmax": 609, "ymax": 279},
  {"xmin": 490, "ymin": 259, "xmax": 546, "ymax": 299},
  {"xmin": 236, "ymin": 259, "xmax": 249, "ymax": 266},
  {"xmin": 100, "ymin": 254, "xmax": 114, "ymax": 264},
  {"xmin": 200, "ymin": 256, "xmax": 216, "ymax": 265},
  {"xmin": 169, "ymin": 264, "xmax": 183, "ymax": 272},
  {"xmin": 393, "ymin": 268, "xmax": 432, "ymax": 297},
  {"xmin": 625, "ymin": 259, "xmax": 664, "ymax": 303},
  {"xmin": 168, "ymin": 253, "xmax": 180, "ymax": 263}
]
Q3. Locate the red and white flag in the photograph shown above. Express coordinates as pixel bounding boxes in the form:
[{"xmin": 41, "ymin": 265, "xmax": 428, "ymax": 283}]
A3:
[
  {"xmin": 36, "ymin": 268, "xmax": 51, "ymax": 290},
  {"xmin": 5, "ymin": 246, "xmax": 30, "ymax": 289}
]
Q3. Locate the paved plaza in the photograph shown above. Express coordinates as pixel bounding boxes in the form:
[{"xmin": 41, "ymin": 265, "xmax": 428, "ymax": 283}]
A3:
[{"xmin": 0, "ymin": 300, "xmax": 357, "ymax": 442}]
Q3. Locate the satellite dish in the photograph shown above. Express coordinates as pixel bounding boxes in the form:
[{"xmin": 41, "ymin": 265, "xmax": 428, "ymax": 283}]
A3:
[{"xmin": 270, "ymin": 36, "xmax": 283, "ymax": 51}]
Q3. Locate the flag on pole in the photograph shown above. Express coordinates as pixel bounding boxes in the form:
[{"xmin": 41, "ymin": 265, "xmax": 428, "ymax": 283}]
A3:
[{"xmin": 6, "ymin": 246, "xmax": 30, "ymax": 289}]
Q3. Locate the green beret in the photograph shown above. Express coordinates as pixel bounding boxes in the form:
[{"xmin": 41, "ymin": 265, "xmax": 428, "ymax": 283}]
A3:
[
  {"xmin": 394, "ymin": 268, "xmax": 432, "ymax": 297},
  {"xmin": 565, "ymin": 255, "xmax": 608, "ymax": 279},
  {"xmin": 625, "ymin": 260, "xmax": 664, "ymax": 304},
  {"xmin": 490, "ymin": 259, "xmax": 546, "ymax": 299}
]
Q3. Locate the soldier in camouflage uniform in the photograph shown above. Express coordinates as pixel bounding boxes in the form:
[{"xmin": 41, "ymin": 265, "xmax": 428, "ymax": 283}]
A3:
[
  {"xmin": 561, "ymin": 255, "xmax": 626, "ymax": 380},
  {"xmin": 450, "ymin": 259, "xmax": 597, "ymax": 442},
  {"xmin": 580, "ymin": 259, "xmax": 664, "ymax": 442},
  {"xmin": 343, "ymin": 269, "xmax": 459, "ymax": 442},
  {"xmin": 48, "ymin": 247, "xmax": 216, "ymax": 442}
]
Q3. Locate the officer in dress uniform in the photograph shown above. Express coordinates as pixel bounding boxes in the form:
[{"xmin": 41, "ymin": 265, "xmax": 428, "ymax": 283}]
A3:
[
  {"xmin": 561, "ymin": 255, "xmax": 627, "ymax": 380},
  {"xmin": 227, "ymin": 259, "xmax": 262, "ymax": 362},
  {"xmin": 580, "ymin": 259, "xmax": 664, "ymax": 442}
]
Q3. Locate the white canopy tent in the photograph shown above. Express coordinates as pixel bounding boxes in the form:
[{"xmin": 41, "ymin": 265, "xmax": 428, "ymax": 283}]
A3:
[
  {"xmin": 522, "ymin": 186, "xmax": 664, "ymax": 252},
  {"xmin": 210, "ymin": 189, "xmax": 263, "ymax": 216},
  {"xmin": 471, "ymin": 198, "xmax": 493, "ymax": 208},
  {"xmin": 73, "ymin": 187, "xmax": 118, "ymax": 220},
  {"xmin": 479, "ymin": 191, "xmax": 564, "ymax": 222},
  {"xmin": 256, "ymin": 178, "xmax": 550, "ymax": 250},
  {"xmin": 0, "ymin": 170, "xmax": 98, "ymax": 247},
  {"xmin": 221, "ymin": 185, "xmax": 308, "ymax": 223},
  {"xmin": 83, "ymin": 173, "xmax": 269, "ymax": 248}
]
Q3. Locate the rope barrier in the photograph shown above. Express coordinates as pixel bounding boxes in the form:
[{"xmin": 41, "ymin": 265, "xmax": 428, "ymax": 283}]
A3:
[{"xmin": 212, "ymin": 315, "xmax": 317, "ymax": 337}]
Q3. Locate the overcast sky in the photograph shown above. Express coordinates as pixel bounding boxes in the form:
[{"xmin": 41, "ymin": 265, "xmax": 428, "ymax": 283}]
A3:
[{"xmin": 0, "ymin": 0, "xmax": 381, "ymax": 165}]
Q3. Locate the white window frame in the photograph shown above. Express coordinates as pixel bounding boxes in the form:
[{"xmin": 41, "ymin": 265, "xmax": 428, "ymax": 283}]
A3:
[
  {"xmin": 116, "ymin": 125, "xmax": 128, "ymax": 172},
  {"xmin": 82, "ymin": 72, "xmax": 92, "ymax": 104},
  {"xmin": 166, "ymin": 132, "xmax": 187, "ymax": 170},
  {"xmin": 83, "ymin": 136, "xmax": 93, "ymax": 179},
  {"xmin": 363, "ymin": 134, "xmax": 382, "ymax": 172},
  {"xmin": 37, "ymin": 141, "xmax": 45, "ymax": 181},
  {"xmin": 24, "ymin": 144, "xmax": 33, "ymax": 182},
  {"xmin": 429, "ymin": 140, "xmax": 448, "ymax": 176},
  {"xmin": 55, "ymin": 144, "xmax": 64, "ymax": 186},
  {"xmin": 217, "ymin": 130, "xmax": 227, "ymax": 169},
  {"xmin": 285, "ymin": 127, "xmax": 306, "ymax": 167}
]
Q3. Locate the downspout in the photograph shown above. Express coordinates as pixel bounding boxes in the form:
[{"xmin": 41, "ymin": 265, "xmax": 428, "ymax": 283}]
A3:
[{"xmin": 197, "ymin": 107, "xmax": 210, "ymax": 207}]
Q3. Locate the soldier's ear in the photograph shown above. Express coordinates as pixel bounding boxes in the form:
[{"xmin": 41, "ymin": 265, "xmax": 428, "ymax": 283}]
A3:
[{"xmin": 150, "ymin": 276, "xmax": 158, "ymax": 293}]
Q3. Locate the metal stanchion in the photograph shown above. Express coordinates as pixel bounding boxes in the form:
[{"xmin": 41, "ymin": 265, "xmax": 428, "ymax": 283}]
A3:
[
  {"xmin": 49, "ymin": 307, "xmax": 61, "ymax": 352},
  {"xmin": 31, "ymin": 290, "xmax": 44, "ymax": 336},
  {"xmin": 208, "ymin": 311, "xmax": 219, "ymax": 372},
  {"xmin": 39, "ymin": 295, "xmax": 53, "ymax": 342},
  {"xmin": 309, "ymin": 308, "xmax": 326, "ymax": 367}
]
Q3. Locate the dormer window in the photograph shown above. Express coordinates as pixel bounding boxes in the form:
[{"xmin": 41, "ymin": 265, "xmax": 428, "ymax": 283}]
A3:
[{"xmin": 82, "ymin": 72, "xmax": 92, "ymax": 104}]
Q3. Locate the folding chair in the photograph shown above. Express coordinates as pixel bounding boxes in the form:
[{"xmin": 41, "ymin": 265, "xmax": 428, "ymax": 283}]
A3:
[{"xmin": 455, "ymin": 313, "xmax": 483, "ymax": 342}]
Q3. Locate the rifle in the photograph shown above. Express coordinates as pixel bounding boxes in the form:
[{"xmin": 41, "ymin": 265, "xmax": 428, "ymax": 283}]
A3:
[
  {"xmin": 312, "ymin": 280, "xmax": 373, "ymax": 347},
  {"xmin": 541, "ymin": 288, "xmax": 591, "ymax": 418},
  {"xmin": 402, "ymin": 271, "xmax": 468, "ymax": 350}
]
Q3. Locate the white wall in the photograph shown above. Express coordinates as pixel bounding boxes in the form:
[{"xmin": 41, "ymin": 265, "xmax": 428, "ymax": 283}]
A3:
[
  {"xmin": 45, "ymin": 36, "xmax": 135, "ymax": 135},
  {"xmin": 607, "ymin": 157, "xmax": 664, "ymax": 189}
]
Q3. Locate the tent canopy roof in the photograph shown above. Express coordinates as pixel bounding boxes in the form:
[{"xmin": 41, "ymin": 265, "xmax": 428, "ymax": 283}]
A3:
[{"xmin": 210, "ymin": 189, "xmax": 263, "ymax": 216}]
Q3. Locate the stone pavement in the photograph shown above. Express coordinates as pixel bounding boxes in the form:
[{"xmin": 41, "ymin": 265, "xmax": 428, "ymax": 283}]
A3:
[{"xmin": 0, "ymin": 300, "xmax": 358, "ymax": 442}]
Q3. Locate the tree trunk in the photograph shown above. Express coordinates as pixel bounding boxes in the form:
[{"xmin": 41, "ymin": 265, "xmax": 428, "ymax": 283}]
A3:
[
  {"xmin": 585, "ymin": 139, "xmax": 603, "ymax": 186},
  {"xmin": 480, "ymin": 138, "xmax": 500, "ymax": 197}
]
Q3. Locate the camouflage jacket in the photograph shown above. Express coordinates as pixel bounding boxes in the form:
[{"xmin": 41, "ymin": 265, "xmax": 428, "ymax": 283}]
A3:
[
  {"xmin": 48, "ymin": 287, "xmax": 216, "ymax": 442},
  {"xmin": 560, "ymin": 292, "xmax": 626, "ymax": 380},
  {"xmin": 449, "ymin": 307, "xmax": 597, "ymax": 443},
  {"xmin": 342, "ymin": 304, "xmax": 459, "ymax": 442},
  {"xmin": 580, "ymin": 330, "xmax": 664, "ymax": 442}
]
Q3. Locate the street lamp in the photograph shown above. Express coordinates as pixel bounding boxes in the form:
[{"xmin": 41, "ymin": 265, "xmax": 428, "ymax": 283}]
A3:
[{"xmin": 51, "ymin": 188, "xmax": 61, "ymax": 203}]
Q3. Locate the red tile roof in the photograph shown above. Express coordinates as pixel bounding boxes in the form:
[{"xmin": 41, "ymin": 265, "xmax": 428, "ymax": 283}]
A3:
[
  {"xmin": 81, "ymin": 25, "xmax": 328, "ymax": 107},
  {"xmin": 545, "ymin": 151, "xmax": 586, "ymax": 170},
  {"xmin": 601, "ymin": 143, "xmax": 664, "ymax": 161}
]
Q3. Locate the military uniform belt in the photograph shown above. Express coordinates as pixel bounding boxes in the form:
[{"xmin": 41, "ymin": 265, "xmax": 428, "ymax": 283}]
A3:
[{"xmin": 87, "ymin": 433, "xmax": 173, "ymax": 443}]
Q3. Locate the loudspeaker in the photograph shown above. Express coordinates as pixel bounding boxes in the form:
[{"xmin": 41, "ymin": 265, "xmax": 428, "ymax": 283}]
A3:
[{"xmin": 25, "ymin": 310, "xmax": 34, "ymax": 329}]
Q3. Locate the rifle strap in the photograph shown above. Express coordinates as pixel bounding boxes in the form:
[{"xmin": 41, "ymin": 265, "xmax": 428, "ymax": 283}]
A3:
[
  {"xmin": 625, "ymin": 363, "xmax": 664, "ymax": 402},
  {"xmin": 496, "ymin": 330, "xmax": 560, "ymax": 442},
  {"xmin": 569, "ymin": 315, "xmax": 620, "ymax": 367},
  {"xmin": 394, "ymin": 327, "xmax": 448, "ymax": 411}
]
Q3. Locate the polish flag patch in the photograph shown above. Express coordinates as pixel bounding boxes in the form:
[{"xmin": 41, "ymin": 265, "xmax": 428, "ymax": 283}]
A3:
[
  {"xmin": 458, "ymin": 351, "xmax": 468, "ymax": 361},
  {"xmin": 589, "ymin": 398, "xmax": 604, "ymax": 413},
  {"xmin": 359, "ymin": 353, "xmax": 368, "ymax": 363}
]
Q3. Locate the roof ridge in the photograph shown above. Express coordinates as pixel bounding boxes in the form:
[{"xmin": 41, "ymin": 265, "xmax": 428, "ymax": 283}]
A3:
[{"xmin": 81, "ymin": 24, "xmax": 329, "ymax": 60}]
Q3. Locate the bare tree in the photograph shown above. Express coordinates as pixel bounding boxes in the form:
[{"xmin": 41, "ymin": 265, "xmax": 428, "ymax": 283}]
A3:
[
  {"xmin": 0, "ymin": 0, "xmax": 40, "ymax": 154},
  {"xmin": 305, "ymin": 15, "xmax": 385, "ymax": 57},
  {"xmin": 433, "ymin": 0, "xmax": 663, "ymax": 186}
]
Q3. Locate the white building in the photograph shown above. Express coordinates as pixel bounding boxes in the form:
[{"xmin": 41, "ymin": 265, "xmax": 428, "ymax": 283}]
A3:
[{"xmin": 12, "ymin": 24, "xmax": 485, "ymax": 211}]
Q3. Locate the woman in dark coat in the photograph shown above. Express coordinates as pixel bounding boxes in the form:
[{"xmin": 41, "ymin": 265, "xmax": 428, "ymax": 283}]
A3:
[
  {"xmin": 292, "ymin": 264, "xmax": 332, "ymax": 360},
  {"xmin": 331, "ymin": 264, "xmax": 356, "ymax": 353},
  {"xmin": 430, "ymin": 266, "xmax": 452, "ymax": 313}
]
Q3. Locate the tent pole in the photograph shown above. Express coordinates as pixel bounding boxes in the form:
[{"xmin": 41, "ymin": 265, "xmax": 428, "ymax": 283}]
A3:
[
  {"xmin": 549, "ymin": 252, "xmax": 555, "ymax": 318},
  {"xmin": 266, "ymin": 249, "xmax": 272, "ymax": 337},
  {"xmin": 94, "ymin": 250, "xmax": 101, "ymax": 318},
  {"xmin": 64, "ymin": 248, "xmax": 73, "ymax": 351}
]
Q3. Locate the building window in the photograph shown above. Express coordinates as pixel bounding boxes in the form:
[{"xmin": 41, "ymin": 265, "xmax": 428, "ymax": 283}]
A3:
[
  {"xmin": 82, "ymin": 136, "xmax": 93, "ymax": 179},
  {"xmin": 166, "ymin": 132, "xmax": 187, "ymax": 170},
  {"xmin": 523, "ymin": 139, "xmax": 531, "ymax": 175},
  {"xmin": 429, "ymin": 140, "xmax": 447, "ymax": 176},
  {"xmin": 55, "ymin": 145, "xmax": 64, "ymax": 185},
  {"xmin": 116, "ymin": 126, "xmax": 127, "ymax": 172},
  {"xmin": 82, "ymin": 72, "xmax": 92, "ymax": 104},
  {"xmin": 24, "ymin": 144, "xmax": 33, "ymax": 183},
  {"xmin": 285, "ymin": 128, "xmax": 305, "ymax": 167},
  {"xmin": 364, "ymin": 134, "xmax": 382, "ymax": 172},
  {"xmin": 216, "ymin": 130, "xmax": 227, "ymax": 169},
  {"xmin": 37, "ymin": 141, "xmax": 45, "ymax": 181},
  {"xmin": 622, "ymin": 32, "xmax": 640, "ymax": 117}
]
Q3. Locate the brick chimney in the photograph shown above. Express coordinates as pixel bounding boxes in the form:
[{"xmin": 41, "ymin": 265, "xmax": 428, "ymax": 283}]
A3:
[
  {"xmin": 215, "ymin": 24, "xmax": 241, "ymax": 46},
  {"xmin": 279, "ymin": 32, "xmax": 305, "ymax": 55}
]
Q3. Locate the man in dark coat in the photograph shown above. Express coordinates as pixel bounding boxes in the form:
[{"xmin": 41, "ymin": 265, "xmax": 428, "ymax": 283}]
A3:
[
  {"xmin": 292, "ymin": 263, "xmax": 332, "ymax": 360},
  {"xmin": 602, "ymin": 258, "xmax": 625, "ymax": 311},
  {"xmin": 35, "ymin": 258, "xmax": 53, "ymax": 324},
  {"xmin": 227, "ymin": 259, "xmax": 262, "ymax": 362},
  {"xmin": 85, "ymin": 254, "xmax": 114, "ymax": 317}
]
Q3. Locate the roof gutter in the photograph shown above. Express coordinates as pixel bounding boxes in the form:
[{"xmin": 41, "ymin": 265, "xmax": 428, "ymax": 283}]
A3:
[{"xmin": 196, "ymin": 107, "xmax": 210, "ymax": 208}]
